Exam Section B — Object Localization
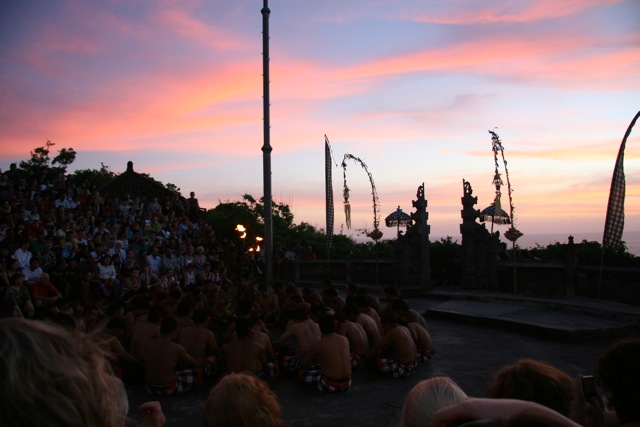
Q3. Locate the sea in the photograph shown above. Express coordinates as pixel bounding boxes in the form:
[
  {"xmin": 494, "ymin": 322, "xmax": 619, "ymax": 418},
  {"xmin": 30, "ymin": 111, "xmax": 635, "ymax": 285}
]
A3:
[{"xmin": 462, "ymin": 230, "xmax": 640, "ymax": 256}]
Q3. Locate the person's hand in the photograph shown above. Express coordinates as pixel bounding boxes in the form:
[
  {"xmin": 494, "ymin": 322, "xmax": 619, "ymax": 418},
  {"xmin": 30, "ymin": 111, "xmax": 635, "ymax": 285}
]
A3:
[
  {"xmin": 138, "ymin": 401, "xmax": 166, "ymax": 427},
  {"xmin": 569, "ymin": 374, "xmax": 605, "ymax": 427}
]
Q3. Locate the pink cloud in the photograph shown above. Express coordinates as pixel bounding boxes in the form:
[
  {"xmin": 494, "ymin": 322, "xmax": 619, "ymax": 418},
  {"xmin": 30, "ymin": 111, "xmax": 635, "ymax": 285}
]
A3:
[
  {"xmin": 152, "ymin": 7, "xmax": 253, "ymax": 51},
  {"xmin": 413, "ymin": 0, "xmax": 622, "ymax": 25}
]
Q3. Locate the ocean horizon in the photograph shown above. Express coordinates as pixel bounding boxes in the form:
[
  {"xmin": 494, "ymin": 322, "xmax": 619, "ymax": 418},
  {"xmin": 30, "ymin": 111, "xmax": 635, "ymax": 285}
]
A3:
[{"xmin": 433, "ymin": 230, "xmax": 640, "ymax": 257}]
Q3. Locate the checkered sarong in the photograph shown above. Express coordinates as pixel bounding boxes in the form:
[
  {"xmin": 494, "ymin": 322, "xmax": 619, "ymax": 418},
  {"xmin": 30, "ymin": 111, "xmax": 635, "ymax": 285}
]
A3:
[
  {"xmin": 351, "ymin": 353, "xmax": 364, "ymax": 369},
  {"xmin": 298, "ymin": 366, "xmax": 351, "ymax": 392},
  {"xmin": 145, "ymin": 367, "xmax": 203, "ymax": 396},
  {"xmin": 281, "ymin": 355, "xmax": 300, "ymax": 373},
  {"xmin": 376, "ymin": 357, "xmax": 417, "ymax": 378},
  {"xmin": 417, "ymin": 349, "xmax": 434, "ymax": 363},
  {"xmin": 203, "ymin": 355, "xmax": 216, "ymax": 377}
]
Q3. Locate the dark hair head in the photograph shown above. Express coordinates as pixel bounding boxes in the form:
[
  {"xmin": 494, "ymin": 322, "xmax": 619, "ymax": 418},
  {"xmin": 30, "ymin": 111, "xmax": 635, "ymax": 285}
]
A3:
[
  {"xmin": 324, "ymin": 287, "xmax": 338, "ymax": 297},
  {"xmin": 596, "ymin": 338, "xmax": 640, "ymax": 423},
  {"xmin": 193, "ymin": 309, "xmax": 210, "ymax": 324},
  {"xmin": 287, "ymin": 308, "xmax": 307, "ymax": 322},
  {"xmin": 318, "ymin": 313, "xmax": 336, "ymax": 334},
  {"xmin": 381, "ymin": 313, "xmax": 398, "ymax": 326},
  {"xmin": 147, "ymin": 306, "xmax": 164, "ymax": 323},
  {"xmin": 487, "ymin": 358, "xmax": 574, "ymax": 417},
  {"xmin": 383, "ymin": 286, "xmax": 398, "ymax": 297},
  {"xmin": 343, "ymin": 302, "xmax": 360, "ymax": 317},
  {"xmin": 236, "ymin": 299, "xmax": 255, "ymax": 316},
  {"xmin": 391, "ymin": 299, "xmax": 410, "ymax": 312},
  {"xmin": 235, "ymin": 317, "xmax": 254, "ymax": 338},
  {"xmin": 160, "ymin": 317, "xmax": 178, "ymax": 335}
]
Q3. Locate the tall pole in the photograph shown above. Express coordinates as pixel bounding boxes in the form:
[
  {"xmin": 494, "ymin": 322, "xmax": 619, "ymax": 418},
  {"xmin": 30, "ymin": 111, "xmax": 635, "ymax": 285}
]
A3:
[{"xmin": 262, "ymin": 1, "xmax": 273, "ymax": 286}]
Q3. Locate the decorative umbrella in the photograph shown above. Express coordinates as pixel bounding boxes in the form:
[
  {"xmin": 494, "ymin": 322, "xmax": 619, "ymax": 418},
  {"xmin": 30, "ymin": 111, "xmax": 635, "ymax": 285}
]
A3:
[
  {"xmin": 385, "ymin": 206, "xmax": 412, "ymax": 285},
  {"xmin": 385, "ymin": 206, "xmax": 413, "ymax": 236},
  {"xmin": 479, "ymin": 203, "xmax": 511, "ymax": 226}
]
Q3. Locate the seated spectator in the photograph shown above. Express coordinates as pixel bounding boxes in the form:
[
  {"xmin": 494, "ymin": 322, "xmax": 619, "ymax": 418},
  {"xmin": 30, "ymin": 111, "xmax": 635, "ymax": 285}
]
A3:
[
  {"xmin": 30, "ymin": 272, "xmax": 62, "ymax": 309},
  {"xmin": 1, "ymin": 272, "xmax": 34, "ymax": 318},
  {"xmin": 400, "ymin": 376, "xmax": 467, "ymax": 427},
  {"xmin": 22, "ymin": 256, "xmax": 43, "ymax": 286},
  {"xmin": 203, "ymin": 372, "xmax": 281, "ymax": 427},
  {"xmin": 487, "ymin": 358, "xmax": 574, "ymax": 417}
]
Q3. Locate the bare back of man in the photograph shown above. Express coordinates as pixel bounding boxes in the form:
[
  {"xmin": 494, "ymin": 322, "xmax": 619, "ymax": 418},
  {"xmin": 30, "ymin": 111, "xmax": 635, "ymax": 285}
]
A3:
[
  {"xmin": 129, "ymin": 321, "xmax": 160, "ymax": 361},
  {"xmin": 408, "ymin": 321, "xmax": 433, "ymax": 351},
  {"xmin": 252, "ymin": 329, "xmax": 275, "ymax": 361},
  {"xmin": 222, "ymin": 339, "xmax": 267, "ymax": 374},
  {"xmin": 364, "ymin": 307, "xmax": 383, "ymax": 335},
  {"xmin": 276, "ymin": 319, "xmax": 320, "ymax": 355},
  {"xmin": 371, "ymin": 324, "xmax": 417, "ymax": 365},
  {"xmin": 338, "ymin": 320, "xmax": 370, "ymax": 355},
  {"xmin": 302, "ymin": 333, "xmax": 351, "ymax": 379},
  {"xmin": 179, "ymin": 324, "xmax": 218, "ymax": 362},
  {"xmin": 357, "ymin": 313, "xmax": 381, "ymax": 346},
  {"xmin": 145, "ymin": 337, "xmax": 198, "ymax": 385}
]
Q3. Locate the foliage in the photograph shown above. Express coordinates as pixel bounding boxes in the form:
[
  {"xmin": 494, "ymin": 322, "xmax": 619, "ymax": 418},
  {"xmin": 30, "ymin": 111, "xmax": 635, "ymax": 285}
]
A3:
[
  {"xmin": 19, "ymin": 141, "xmax": 77, "ymax": 178},
  {"xmin": 165, "ymin": 182, "xmax": 181, "ymax": 194},
  {"xmin": 430, "ymin": 236, "xmax": 463, "ymax": 285},
  {"xmin": 71, "ymin": 163, "xmax": 116, "ymax": 188},
  {"xmin": 517, "ymin": 239, "xmax": 639, "ymax": 267}
]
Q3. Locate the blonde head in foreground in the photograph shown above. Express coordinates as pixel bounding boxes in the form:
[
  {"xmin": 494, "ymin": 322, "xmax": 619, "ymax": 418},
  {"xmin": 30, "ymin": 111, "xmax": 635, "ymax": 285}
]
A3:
[
  {"xmin": 400, "ymin": 376, "xmax": 468, "ymax": 427},
  {"xmin": 0, "ymin": 318, "xmax": 128, "ymax": 427}
]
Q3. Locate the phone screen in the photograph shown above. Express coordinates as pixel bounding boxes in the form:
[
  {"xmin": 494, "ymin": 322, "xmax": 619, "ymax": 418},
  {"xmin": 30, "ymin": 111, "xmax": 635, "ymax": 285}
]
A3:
[{"xmin": 582, "ymin": 375, "xmax": 597, "ymax": 400}]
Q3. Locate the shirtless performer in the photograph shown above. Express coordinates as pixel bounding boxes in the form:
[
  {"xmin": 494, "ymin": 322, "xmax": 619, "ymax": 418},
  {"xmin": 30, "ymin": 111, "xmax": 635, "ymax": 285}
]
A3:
[
  {"xmin": 365, "ymin": 313, "xmax": 418, "ymax": 378},
  {"xmin": 356, "ymin": 295, "xmax": 383, "ymax": 335},
  {"xmin": 128, "ymin": 306, "xmax": 163, "ymax": 361},
  {"xmin": 392, "ymin": 299, "xmax": 429, "ymax": 330},
  {"xmin": 92, "ymin": 317, "xmax": 142, "ymax": 380},
  {"xmin": 335, "ymin": 312, "xmax": 369, "ymax": 369},
  {"xmin": 405, "ymin": 319, "xmax": 435, "ymax": 362},
  {"xmin": 274, "ymin": 308, "xmax": 321, "ymax": 373},
  {"xmin": 256, "ymin": 283, "xmax": 279, "ymax": 325},
  {"xmin": 179, "ymin": 309, "xmax": 219, "ymax": 376},
  {"xmin": 344, "ymin": 302, "xmax": 381, "ymax": 347},
  {"xmin": 299, "ymin": 313, "xmax": 352, "ymax": 392},
  {"xmin": 220, "ymin": 317, "xmax": 269, "ymax": 381},
  {"xmin": 144, "ymin": 316, "xmax": 202, "ymax": 396}
]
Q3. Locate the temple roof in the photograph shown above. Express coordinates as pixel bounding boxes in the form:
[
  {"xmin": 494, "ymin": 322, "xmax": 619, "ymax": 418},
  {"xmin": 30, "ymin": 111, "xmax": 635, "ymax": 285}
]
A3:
[{"xmin": 100, "ymin": 161, "xmax": 178, "ymax": 200}]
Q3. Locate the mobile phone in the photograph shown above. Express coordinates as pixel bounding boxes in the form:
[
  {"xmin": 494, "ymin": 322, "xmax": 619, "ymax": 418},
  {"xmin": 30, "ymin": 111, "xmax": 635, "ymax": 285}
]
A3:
[{"xmin": 582, "ymin": 375, "xmax": 597, "ymax": 401}]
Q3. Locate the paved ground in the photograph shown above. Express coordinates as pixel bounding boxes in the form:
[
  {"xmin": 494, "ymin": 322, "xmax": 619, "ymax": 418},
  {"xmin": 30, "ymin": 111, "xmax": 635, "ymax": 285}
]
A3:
[{"xmin": 125, "ymin": 287, "xmax": 640, "ymax": 427}]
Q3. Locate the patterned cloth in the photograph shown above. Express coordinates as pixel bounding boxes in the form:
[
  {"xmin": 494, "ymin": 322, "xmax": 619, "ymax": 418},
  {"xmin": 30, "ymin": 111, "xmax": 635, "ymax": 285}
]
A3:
[
  {"xmin": 417, "ymin": 349, "xmax": 435, "ymax": 363},
  {"xmin": 350, "ymin": 352, "xmax": 364, "ymax": 369},
  {"xmin": 376, "ymin": 357, "xmax": 417, "ymax": 378},
  {"xmin": 298, "ymin": 366, "xmax": 351, "ymax": 392},
  {"xmin": 145, "ymin": 367, "xmax": 203, "ymax": 396},
  {"xmin": 203, "ymin": 355, "xmax": 216, "ymax": 377},
  {"xmin": 281, "ymin": 355, "xmax": 300, "ymax": 373}
]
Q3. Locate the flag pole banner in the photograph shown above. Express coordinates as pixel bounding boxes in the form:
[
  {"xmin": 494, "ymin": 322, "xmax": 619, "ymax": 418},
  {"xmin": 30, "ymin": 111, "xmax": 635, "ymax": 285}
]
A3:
[
  {"xmin": 602, "ymin": 110, "xmax": 640, "ymax": 248},
  {"xmin": 325, "ymin": 135, "xmax": 334, "ymax": 249}
]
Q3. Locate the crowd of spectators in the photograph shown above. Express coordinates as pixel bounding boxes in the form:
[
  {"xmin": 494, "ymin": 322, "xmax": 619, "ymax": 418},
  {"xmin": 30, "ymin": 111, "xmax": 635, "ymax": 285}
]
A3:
[{"xmin": 0, "ymin": 161, "xmax": 228, "ymax": 319}]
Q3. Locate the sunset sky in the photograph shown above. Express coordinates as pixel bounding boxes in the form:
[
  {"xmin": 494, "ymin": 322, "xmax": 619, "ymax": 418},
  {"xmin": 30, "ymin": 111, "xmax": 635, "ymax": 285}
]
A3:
[{"xmin": 1, "ymin": 0, "xmax": 639, "ymax": 248}]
